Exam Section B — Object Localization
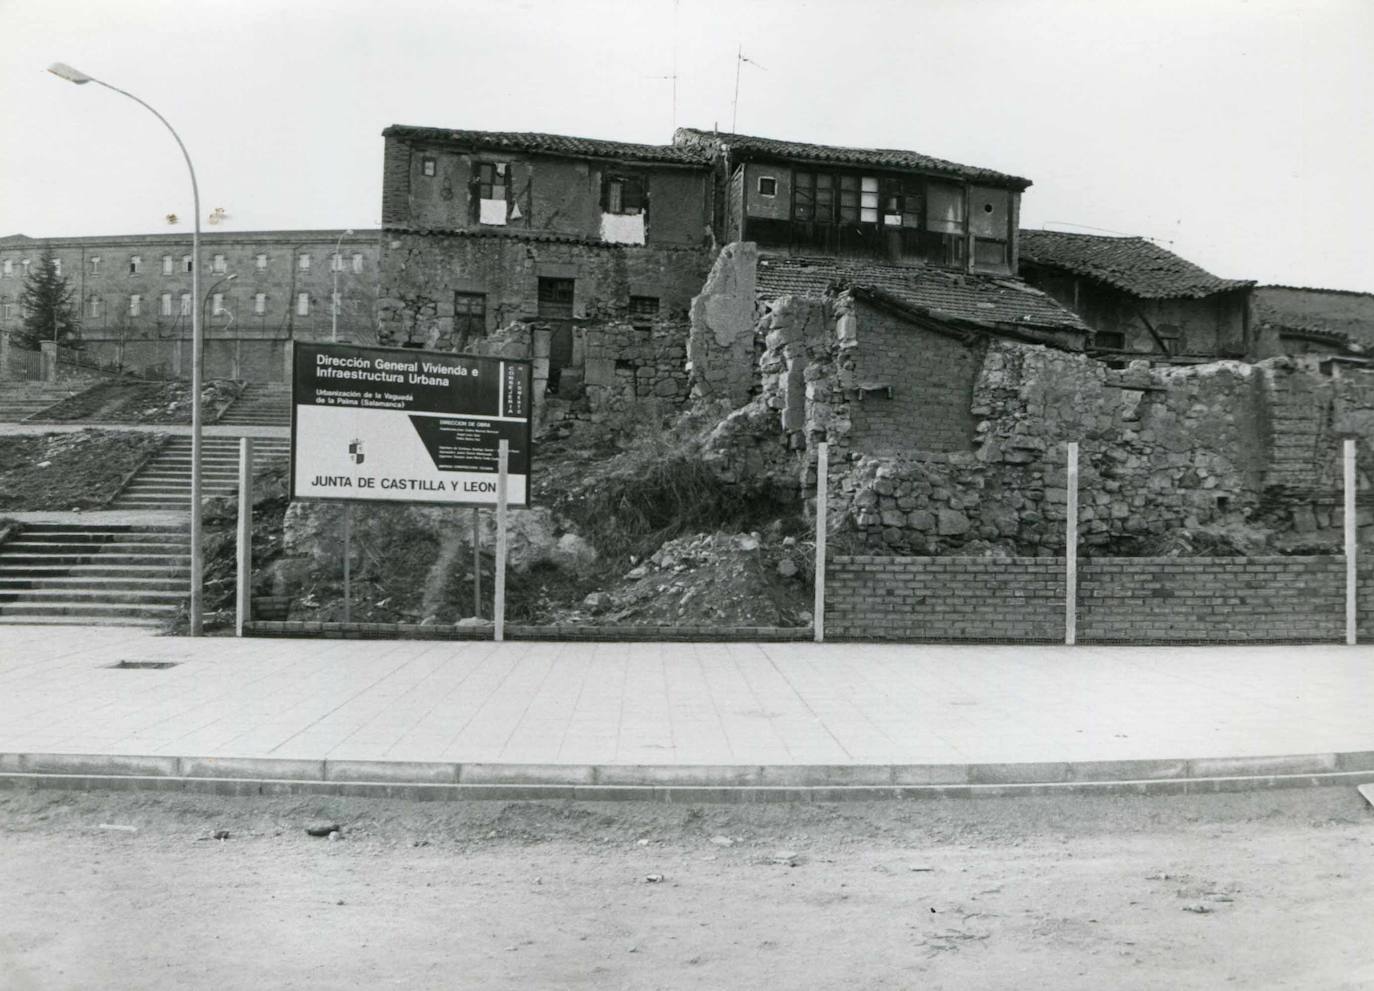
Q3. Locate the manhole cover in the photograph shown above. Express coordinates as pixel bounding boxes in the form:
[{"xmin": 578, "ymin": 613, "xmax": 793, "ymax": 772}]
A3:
[{"xmin": 108, "ymin": 660, "xmax": 179, "ymax": 670}]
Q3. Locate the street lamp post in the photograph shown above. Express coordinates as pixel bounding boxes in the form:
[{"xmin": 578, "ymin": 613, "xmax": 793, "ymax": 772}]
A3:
[
  {"xmin": 331, "ymin": 229, "xmax": 353, "ymax": 343},
  {"xmin": 49, "ymin": 61, "xmax": 208, "ymax": 635}
]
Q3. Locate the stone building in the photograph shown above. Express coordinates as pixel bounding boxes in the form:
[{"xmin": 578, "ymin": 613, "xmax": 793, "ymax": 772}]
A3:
[
  {"xmin": 0, "ymin": 230, "xmax": 378, "ymax": 381},
  {"xmin": 375, "ymin": 125, "xmax": 717, "ymax": 392},
  {"xmin": 1017, "ymin": 229, "xmax": 1255, "ymax": 360}
]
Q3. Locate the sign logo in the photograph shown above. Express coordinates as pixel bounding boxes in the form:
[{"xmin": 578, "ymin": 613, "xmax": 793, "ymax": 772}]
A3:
[{"xmin": 348, "ymin": 438, "xmax": 365, "ymax": 465}]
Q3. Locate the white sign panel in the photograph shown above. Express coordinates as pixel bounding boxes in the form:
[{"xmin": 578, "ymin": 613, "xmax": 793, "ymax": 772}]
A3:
[{"xmin": 290, "ymin": 342, "xmax": 532, "ymax": 507}]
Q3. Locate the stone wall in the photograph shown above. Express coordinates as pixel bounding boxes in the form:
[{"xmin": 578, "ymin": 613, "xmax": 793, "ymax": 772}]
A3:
[
  {"xmin": 827, "ymin": 553, "xmax": 1372, "ymax": 643},
  {"xmin": 686, "ymin": 241, "xmax": 758, "ymax": 405},
  {"xmin": 378, "ymin": 231, "xmax": 712, "ymax": 349},
  {"xmin": 583, "ymin": 321, "xmax": 689, "ymax": 412}
]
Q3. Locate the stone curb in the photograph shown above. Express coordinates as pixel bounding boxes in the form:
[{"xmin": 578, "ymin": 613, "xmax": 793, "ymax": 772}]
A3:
[
  {"xmin": 244, "ymin": 621, "xmax": 812, "ymax": 642},
  {"xmin": 3, "ymin": 769, "xmax": 1374, "ymax": 803},
  {"xmin": 3, "ymin": 750, "xmax": 1374, "ymax": 798}
]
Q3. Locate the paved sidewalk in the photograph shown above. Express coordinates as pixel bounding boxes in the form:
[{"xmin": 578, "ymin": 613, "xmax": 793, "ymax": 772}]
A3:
[{"xmin": 2, "ymin": 626, "xmax": 1372, "ymax": 780}]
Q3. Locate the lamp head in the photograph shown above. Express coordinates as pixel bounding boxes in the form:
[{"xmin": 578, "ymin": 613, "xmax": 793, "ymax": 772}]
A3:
[
  {"xmin": 225, "ymin": 274, "xmax": 238, "ymax": 282},
  {"xmin": 48, "ymin": 62, "xmax": 93, "ymax": 85}
]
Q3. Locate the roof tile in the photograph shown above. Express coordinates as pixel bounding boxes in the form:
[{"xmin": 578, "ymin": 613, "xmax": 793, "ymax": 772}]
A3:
[
  {"xmin": 754, "ymin": 254, "xmax": 1088, "ymax": 332},
  {"xmin": 1019, "ymin": 229, "xmax": 1253, "ymax": 299},
  {"xmin": 383, "ymin": 125, "xmax": 708, "ymax": 165}
]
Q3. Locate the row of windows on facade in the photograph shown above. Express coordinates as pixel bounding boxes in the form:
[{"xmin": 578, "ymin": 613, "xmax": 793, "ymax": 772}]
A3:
[
  {"xmin": 0, "ymin": 292, "xmax": 343, "ymax": 321},
  {"xmin": 0, "ymin": 253, "xmax": 366, "ymax": 278},
  {"xmin": 419, "ymin": 157, "xmax": 646, "ymax": 226}
]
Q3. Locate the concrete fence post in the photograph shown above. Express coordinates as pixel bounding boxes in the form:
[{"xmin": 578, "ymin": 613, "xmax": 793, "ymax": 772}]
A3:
[
  {"xmin": 235, "ymin": 437, "xmax": 253, "ymax": 637},
  {"xmin": 495, "ymin": 439, "xmax": 509, "ymax": 642},
  {"xmin": 342, "ymin": 503, "xmax": 352, "ymax": 625},
  {"xmin": 814, "ymin": 441, "xmax": 829, "ymax": 644},
  {"xmin": 1065, "ymin": 441, "xmax": 1079, "ymax": 646},
  {"xmin": 472, "ymin": 506, "xmax": 482, "ymax": 619},
  {"xmin": 1345, "ymin": 438, "xmax": 1357, "ymax": 645}
]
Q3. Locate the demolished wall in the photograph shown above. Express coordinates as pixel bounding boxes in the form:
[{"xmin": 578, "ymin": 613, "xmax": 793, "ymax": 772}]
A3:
[{"xmin": 701, "ymin": 289, "xmax": 1374, "ymax": 557}]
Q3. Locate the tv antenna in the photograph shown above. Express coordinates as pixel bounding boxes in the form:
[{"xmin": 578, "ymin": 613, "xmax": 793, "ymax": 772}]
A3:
[
  {"xmin": 644, "ymin": 0, "xmax": 680, "ymax": 129},
  {"xmin": 731, "ymin": 44, "xmax": 765, "ymax": 133}
]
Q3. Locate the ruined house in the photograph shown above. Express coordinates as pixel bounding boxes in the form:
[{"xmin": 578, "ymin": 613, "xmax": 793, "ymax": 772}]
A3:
[
  {"xmin": 375, "ymin": 126, "xmax": 717, "ymax": 396},
  {"xmin": 1017, "ymin": 229, "xmax": 1255, "ymax": 360}
]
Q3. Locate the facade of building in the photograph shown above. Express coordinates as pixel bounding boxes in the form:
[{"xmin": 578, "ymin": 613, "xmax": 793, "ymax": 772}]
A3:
[
  {"xmin": 376, "ymin": 126, "xmax": 717, "ymax": 389},
  {"xmin": 1017, "ymin": 229, "xmax": 1255, "ymax": 360},
  {"xmin": 1252, "ymin": 285, "xmax": 1374, "ymax": 357},
  {"xmin": 0, "ymin": 230, "xmax": 378, "ymax": 381},
  {"xmin": 672, "ymin": 127, "xmax": 1027, "ymax": 277}
]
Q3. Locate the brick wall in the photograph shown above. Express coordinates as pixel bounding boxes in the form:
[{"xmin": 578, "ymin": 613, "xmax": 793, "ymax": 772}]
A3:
[
  {"xmin": 828, "ymin": 553, "xmax": 1372, "ymax": 643},
  {"xmin": 827, "ymin": 555, "xmax": 1065, "ymax": 641},
  {"xmin": 848, "ymin": 300, "xmax": 982, "ymax": 455},
  {"xmin": 1078, "ymin": 556, "xmax": 1345, "ymax": 642}
]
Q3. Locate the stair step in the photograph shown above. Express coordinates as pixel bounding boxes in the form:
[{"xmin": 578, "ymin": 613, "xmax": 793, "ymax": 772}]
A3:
[
  {"xmin": 0, "ymin": 577, "xmax": 187, "ymax": 590},
  {"xmin": 0, "ymin": 602, "xmax": 180, "ymax": 618},
  {"xmin": 0, "ymin": 614, "xmax": 168, "ymax": 627},
  {"xmin": 0, "ymin": 589, "xmax": 186, "ymax": 604},
  {"xmin": 0, "ymin": 565, "xmax": 191, "ymax": 577},
  {"xmin": 3, "ymin": 541, "xmax": 190, "ymax": 553}
]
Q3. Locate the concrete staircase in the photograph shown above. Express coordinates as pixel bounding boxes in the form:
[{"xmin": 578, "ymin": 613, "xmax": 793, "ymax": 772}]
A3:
[
  {"xmin": 111, "ymin": 435, "xmax": 292, "ymax": 510},
  {"xmin": 0, "ymin": 523, "xmax": 189, "ymax": 627},
  {"xmin": 0, "ymin": 383, "xmax": 79, "ymax": 422},
  {"xmin": 217, "ymin": 384, "xmax": 292, "ymax": 426}
]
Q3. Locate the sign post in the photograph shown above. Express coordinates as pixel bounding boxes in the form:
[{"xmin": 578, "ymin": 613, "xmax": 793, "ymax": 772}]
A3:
[
  {"xmin": 1345, "ymin": 438, "xmax": 1357, "ymax": 645},
  {"xmin": 814, "ymin": 442, "xmax": 828, "ymax": 643},
  {"xmin": 1066, "ymin": 441, "xmax": 1078, "ymax": 646},
  {"xmin": 235, "ymin": 437, "xmax": 253, "ymax": 637},
  {"xmin": 290, "ymin": 342, "xmax": 533, "ymax": 631}
]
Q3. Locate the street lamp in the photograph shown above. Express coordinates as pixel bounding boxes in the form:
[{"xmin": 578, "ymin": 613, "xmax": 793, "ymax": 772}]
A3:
[
  {"xmin": 49, "ymin": 61, "xmax": 209, "ymax": 635},
  {"xmin": 202, "ymin": 273, "xmax": 238, "ymax": 327},
  {"xmin": 331, "ymin": 229, "xmax": 354, "ymax": 343}
]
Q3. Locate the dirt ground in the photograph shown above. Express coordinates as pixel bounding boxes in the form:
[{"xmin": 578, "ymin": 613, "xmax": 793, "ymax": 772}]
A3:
[{"xmin": 1, "ymin": 787, "xmax": 1371, "ymax": 990}]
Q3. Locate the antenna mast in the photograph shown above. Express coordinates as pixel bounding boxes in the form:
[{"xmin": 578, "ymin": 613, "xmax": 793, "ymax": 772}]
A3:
[{"xmin": 731, "ymin": 44, "xmax": 765, "ymax": 133}]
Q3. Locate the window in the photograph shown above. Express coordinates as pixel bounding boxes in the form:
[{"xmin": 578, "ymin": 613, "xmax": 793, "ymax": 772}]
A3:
[
  {"xmin": 128, "ymin": 256, "xmax": 141, "ymax": 275},
  {"xmin": 792, "ymin": 172, "xmax": 833, "ymax": 222},
  {"xmin": 90, "ymin": 257, "xmax": 101, "ymax": 274},
  {"xmin": 1095, "ymin": 331, "xmax": 1126, "ymax": 350},
  {"xmin": 1, "ymin": 260, "xmax": 11, "ymax": 277},
  {"xmin": 537, "ymin": 277, "xmax": 575, "ymax": 319},
  {"xmin": 421, "ymin": 157, "xmax": 437, "ymax": 177},
  {"xmin": 296, "ymin": 292, "xmax": 310, "ymax": 316},
  {"xmin": 213, "ymin": 254, "xmax": 226, "ymax": 274},
  {"xmin": 21, "ymin": 259, "xmax": 31, "ymax": 274},
  {"xmin": 129, "ymin": 294, "xmax": 141, "ymax": 316},
  {"xmin": 1, "ymin": 301, "xmax": 13, "ymax": 321},
  {"xmin": 254, "ymin": 293, "xmax": 266, "ymax": 315},
  {"xmin": 212, "ymin": 293, "xmax": 224, "ymax": 316},
  {"xmin": 757, "ymin": 176, "xmax": 777, "ymax": 197},
  {"xmin": 331, "ymin": 253, "xmax": 342, "ymax": 272},
  {"xmin": 628, "ymin": 295, "xmax": 659, "ymax": 329},
  {"xmin": 602, "ymin": 175, "xmax": 646, "ymax": 215},
  {"xmin": 88, "ymin": 295, "xmax": 102, "ymax": 319},
  {"xmin": 180, "ymin": 293, "xmax": 192, "ymax": 316},
  {"xmin": 161, "ymin": 293, "xmax": 172, "ymax": 317},
  {"xmin": 182, "ymin": 255, "xmax": 193, "ymax": 273},
  {"xmin": 255, "ymin": 253, "xmax": 267, "ymax": 270},
  {"xmin": 298, "ymin": 254, "xmax": 310, "ymax": 271},
  {"xmin": 162, "ymin": 255, "xmax": 173, "ymax": 275},
  {"xmin": 351, "ymin": 253, "xmax": 363, "ymax": 274},
  {"xmin": 453, "ymin": 291, "xmax": 486, "ymax": 349},
  {"xmin": 331, "ymin": 291, "xmax": 340, "ymax": 315},
  {"xmin": 472, "ymin": 162, "xmax": 510, "ymax": 225}
]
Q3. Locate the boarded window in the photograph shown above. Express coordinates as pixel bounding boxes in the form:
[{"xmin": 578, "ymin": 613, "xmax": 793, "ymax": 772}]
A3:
[
  {"xmin": 453, "ymin": 291, "xmax": 486, "ymax": 350},
  {"xmin": 628, "ymin": 295, "xmax": 660, "ymax": 329},
  {"xmin": 603, "ymin": 175, "xmax": 646, "ymax": 215}
]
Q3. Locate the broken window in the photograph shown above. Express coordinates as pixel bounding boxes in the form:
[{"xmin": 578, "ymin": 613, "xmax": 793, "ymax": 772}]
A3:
[
  {"xmin": 603, "ymin": 175, "xmax": 646, "ymax": 215},
  {"xmin": 453, "ymin": 291, "xmax": 486, "ymax": 350},
  {"xmin": 471, "ymin": 162, "xmax": 509, "ymax": 225},
  {"xmin": 421, "ymin": 156, "xmax": 437, "ymax": 177},
  {"xmin": 628, "ymin": 295, "xmax": 660, "ymax": 330},
  {"xmin": 758, "ymin": 176, "xmax": 777, "ymax": 197}
]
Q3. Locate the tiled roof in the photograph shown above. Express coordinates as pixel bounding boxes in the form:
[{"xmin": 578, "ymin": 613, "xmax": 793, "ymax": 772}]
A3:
[
  {"xmin": 1018, "ymin": 229, "xmax": 1253, "ymax": 300},
  {"xmin": 383, "ymin": 125, "xmax": 708, "ymax": 166},
  {"xmin": 754, "ymin": 255, "xmax": 1089, "ymax": 333},
  {"xmin": 673, "ymin": 128, "xmax": 1031, "ymax": 189}
]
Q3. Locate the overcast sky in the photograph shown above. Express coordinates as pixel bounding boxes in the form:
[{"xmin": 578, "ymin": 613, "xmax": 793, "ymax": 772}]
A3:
[{"xmin": 2, "ymin": 0, "xmax": 1371, "ymax": 291}]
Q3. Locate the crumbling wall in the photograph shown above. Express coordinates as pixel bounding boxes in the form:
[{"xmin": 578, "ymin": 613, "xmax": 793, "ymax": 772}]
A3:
[
  {"xmin": 686, "ymin": 241, "xmax": 758, "ymax": 405},
  {"xmin": 582, "ymin": 321, "xmax": 689, "ymax": 412}
]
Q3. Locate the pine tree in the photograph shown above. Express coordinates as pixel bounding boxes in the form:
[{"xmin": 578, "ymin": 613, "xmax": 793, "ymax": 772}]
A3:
[{"xmin": 16, "ymin": 249, "xmax": 80, "ymax": 350}]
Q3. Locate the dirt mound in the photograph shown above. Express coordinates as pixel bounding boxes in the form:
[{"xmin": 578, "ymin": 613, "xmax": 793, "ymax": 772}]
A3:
[
  {"xmin": 554, "ymin": 528, "xmax": 812, "ymax": 627},
  {"xmin": 38, "ymin": 378, "xmax": 240, "ymax": 424}
]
